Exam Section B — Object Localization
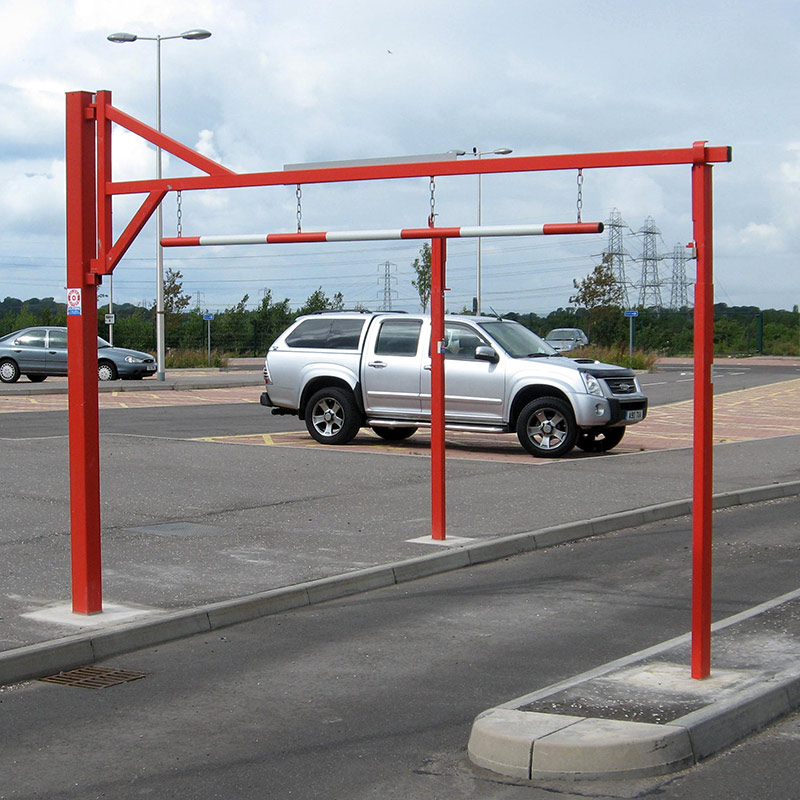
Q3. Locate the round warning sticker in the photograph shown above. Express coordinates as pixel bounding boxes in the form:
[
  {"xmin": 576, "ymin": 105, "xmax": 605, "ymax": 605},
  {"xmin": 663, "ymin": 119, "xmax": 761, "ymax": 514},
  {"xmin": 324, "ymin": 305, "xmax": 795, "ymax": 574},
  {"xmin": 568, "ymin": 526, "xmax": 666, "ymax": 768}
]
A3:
[{"xmin": 67, "ymin": 288, "xmax": 82, "ymax": 315}]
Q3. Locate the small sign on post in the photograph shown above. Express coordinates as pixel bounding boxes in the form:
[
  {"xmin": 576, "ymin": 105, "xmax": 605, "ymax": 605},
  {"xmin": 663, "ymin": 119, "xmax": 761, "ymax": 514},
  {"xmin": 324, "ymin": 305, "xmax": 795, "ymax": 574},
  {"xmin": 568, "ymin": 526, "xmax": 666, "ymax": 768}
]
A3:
[
  {"xmin": 203, "ymin": 314, "xmax": 214, "ymax": 366},
  {"xmin": 104, "ymin": 313, "xmax": 115, "ymax": 325},
  {"xmin": 624, "ymin": 310, "xmax": 639, "ymax": 366},
  {"xmin": 67, "ymin": 288, "xmax": 82, "ymax": 316}
]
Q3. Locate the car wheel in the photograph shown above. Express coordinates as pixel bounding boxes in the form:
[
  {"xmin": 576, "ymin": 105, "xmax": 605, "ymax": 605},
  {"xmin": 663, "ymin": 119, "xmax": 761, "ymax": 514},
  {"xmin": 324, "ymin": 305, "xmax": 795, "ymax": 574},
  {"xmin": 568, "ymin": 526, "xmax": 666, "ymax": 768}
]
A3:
[
  {"xmin": 577, "ymin": 426, "xmax": 626, "ymax": 453},
  {"xmin": 305, "ymin": 387, "xmax": 362, "ymax": 445},
  {"xmin": 371, "ymin": 425, "xmax": 418, "ymax": 441},
  {"xmin": 26, "ymin": 374, "xmax": 47, "ymax": 383},
  {"xmin": 516, "ymin": 397, "xmax": 579, "ymax": 458},
  {"xmin": 97, "ymin": 361, "xmax": 118, "ymax": 381},
  {"xmin": 0, "ymin": 359, "xmax": 20, "ymax": 383}
]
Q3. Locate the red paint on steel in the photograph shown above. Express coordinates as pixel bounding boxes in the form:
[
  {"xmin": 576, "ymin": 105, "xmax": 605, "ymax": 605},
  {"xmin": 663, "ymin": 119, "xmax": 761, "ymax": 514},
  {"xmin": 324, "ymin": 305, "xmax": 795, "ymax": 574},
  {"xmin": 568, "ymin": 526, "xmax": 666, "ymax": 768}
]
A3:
[
  {"xmin": 105, "ymin": 103, "xmax": 235, "ymax": 176},
  {"xmin": 99, "ymin": 191, "xmax": 168, "ymax": 274},
  {"xmin": 160, "ymin": 235, "xmax": 202, "ymax": 247},
  {"xmin": 108, "ymin": 145, "xmax": 733, "ymax": 197},
  {"xmin": 161, "ymin": 223, "xmax": 604, "ymax": 248},
  {"xmin": 65, "ymin": 91, "xmax": 103, "ymax": 614},
  {"xmin": 65, "ymin": 91, "xmax": 730, "ymax": 656},
  {"xmin": 266, "ymin": 232, "xmax": 328, "ymax": 243},
  {"xmin": 430, "ymin": 237, "xmax": 447, "ymax": 540},
  {"xmin": 542, "ymin": 222, "xmax": 604, "ymax": 235},
  {"xmin": 403, "ymin": 227, "xmax": 462, "ymax": 240},
  {"xmin": 691, "ymin": 154, "xmax": 715, "ymax": 679}
]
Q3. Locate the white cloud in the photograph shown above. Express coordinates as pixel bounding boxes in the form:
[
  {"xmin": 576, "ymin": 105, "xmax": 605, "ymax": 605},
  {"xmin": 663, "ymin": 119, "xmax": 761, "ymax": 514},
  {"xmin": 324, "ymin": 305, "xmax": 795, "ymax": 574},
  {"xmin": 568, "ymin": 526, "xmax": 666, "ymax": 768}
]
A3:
[{"xmin": 0, "ymin": 0, "xmax": 799, "ymax": 311}]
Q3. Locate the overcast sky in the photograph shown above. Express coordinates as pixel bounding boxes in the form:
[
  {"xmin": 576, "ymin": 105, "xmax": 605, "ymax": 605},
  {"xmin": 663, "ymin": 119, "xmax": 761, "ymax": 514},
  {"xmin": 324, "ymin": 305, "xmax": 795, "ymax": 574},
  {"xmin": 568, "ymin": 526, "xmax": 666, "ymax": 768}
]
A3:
[{"xmin": 1, "ymin": 0, "xmax": 798, "ymax": 316}]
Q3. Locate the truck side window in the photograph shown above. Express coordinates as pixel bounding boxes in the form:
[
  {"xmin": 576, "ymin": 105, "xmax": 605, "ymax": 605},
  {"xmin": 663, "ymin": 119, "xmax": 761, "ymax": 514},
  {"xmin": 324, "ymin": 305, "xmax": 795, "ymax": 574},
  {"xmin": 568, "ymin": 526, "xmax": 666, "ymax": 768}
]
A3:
[
  {"xmin": 444, "ymin": 323, "xmax": 487, "ymax": 360},
  {"xmin": 374, "ymin": 319, "xmax": 422, "ymax": 356},
  {"xmin": 286, "ymin": 318, "xmax": 365, "ymax": 349},
  {"xmin": 327, "ymin": 319, "xmax": 366, "ymax": 349}
]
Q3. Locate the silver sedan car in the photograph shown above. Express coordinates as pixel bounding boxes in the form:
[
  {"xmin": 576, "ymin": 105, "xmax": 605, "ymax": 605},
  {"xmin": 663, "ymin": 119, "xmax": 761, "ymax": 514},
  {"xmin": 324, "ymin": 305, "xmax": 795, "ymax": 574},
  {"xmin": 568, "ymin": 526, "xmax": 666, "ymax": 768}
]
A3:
[{"xmin": 0, "ymin": 326, "xmax": 157, "ymax": 383}]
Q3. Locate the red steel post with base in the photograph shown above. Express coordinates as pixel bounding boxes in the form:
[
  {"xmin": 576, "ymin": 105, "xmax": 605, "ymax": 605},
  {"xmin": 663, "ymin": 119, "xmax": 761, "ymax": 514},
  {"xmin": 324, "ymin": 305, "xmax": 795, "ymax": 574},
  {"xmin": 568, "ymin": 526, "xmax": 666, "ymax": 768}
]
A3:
[
  {"xmin": 691, "ymin": 145, "xmax": 715, "ymax": 678},
  {"xmin": 430, "ymin": 238, "xmax": 447, "ymax": 539},
  {"xmin": 65, "ymin": 91, "xmax": 103, "ymax": 614}
]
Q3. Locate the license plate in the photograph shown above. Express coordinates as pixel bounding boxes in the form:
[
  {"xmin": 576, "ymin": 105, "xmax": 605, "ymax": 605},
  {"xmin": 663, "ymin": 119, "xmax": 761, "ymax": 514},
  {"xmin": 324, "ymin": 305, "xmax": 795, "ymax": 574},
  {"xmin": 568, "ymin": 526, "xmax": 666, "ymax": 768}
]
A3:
[
  {"xmin": 625, "ymin": 409, "xmax": 644, "ymax": 421},
  {"xmin": 147, "ymin": 364, "xmax": 157, "ymax": 371}
]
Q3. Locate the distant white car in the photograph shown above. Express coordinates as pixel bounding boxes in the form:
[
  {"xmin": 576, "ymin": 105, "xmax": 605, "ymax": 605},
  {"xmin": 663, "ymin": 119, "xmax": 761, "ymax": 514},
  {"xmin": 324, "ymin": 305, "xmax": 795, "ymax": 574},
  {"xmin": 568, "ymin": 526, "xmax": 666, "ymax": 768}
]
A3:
[{"xmin": 545, "ymin": 328, "xmax": 589, "ymax": 353}]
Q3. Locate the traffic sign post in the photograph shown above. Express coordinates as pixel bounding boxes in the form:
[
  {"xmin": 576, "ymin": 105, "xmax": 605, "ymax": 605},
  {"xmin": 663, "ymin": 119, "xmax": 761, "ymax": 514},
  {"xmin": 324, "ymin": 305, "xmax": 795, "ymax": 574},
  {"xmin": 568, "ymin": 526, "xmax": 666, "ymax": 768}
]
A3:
[
  {"xmin": 624, "ymin": 309, "xmax": 639, "ymax": 366},
  {"xmin": 203, "ymin": 313, "xmax": 214, "ymax": 365}
]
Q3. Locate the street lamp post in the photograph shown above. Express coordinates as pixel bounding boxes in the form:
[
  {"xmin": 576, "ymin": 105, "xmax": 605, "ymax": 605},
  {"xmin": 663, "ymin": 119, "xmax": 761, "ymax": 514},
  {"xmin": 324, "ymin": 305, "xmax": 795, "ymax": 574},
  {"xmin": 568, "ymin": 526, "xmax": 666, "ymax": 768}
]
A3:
[
  {"xmin": 107, "ymin": 29, "xmax": 211, "ymax": 380},
  {"xmin": 472, "ymin": 147, "xmax": 512, "ymax": 314}
]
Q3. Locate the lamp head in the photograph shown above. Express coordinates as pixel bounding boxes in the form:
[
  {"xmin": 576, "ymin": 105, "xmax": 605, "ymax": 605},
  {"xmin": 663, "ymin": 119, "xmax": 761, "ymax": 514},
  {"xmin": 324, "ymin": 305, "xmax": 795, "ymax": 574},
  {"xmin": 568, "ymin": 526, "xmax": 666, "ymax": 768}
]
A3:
[
  {"xmin": 107, "ymin": 32, "xmax": 138, "ymax": 43},
  {"xmin": 180, "ymin": 29, "xmax": 212, "ymax": 40}
]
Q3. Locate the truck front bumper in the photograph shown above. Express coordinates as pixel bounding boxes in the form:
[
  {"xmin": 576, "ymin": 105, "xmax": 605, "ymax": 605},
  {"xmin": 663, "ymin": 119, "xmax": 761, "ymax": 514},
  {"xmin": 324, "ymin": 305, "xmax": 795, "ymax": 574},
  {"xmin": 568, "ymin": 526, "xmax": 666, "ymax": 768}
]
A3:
[{"xmin": 573, "ymin": 394, "xmax": 648, "ymax": 427}]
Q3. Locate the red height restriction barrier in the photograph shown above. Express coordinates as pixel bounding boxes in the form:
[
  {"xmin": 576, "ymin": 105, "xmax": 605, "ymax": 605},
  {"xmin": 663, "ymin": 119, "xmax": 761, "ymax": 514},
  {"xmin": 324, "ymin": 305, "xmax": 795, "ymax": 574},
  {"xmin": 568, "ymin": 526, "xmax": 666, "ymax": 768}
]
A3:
[{"xmin": 66, "ymin": 90, "xmax": 730, "ymax": 678}]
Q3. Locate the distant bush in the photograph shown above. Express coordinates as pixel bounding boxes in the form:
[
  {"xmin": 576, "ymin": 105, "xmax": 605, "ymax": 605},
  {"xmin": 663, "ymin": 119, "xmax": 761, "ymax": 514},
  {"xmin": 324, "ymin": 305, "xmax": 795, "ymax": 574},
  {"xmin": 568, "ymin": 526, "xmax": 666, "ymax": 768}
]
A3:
[
  {"xmin": 164, "ymin": 349, "xmax": 229, "ymax": 369},
  {"xmin": 572, "ymin": 346, "xmax": 658, "ymax": 371}
]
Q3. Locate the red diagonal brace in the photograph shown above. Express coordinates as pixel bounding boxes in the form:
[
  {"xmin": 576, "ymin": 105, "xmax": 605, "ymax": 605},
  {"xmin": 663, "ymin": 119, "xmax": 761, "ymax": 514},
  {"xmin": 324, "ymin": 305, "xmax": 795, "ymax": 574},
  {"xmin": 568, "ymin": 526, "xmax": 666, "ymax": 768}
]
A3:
[
  {"xmin": 92, "ymin": 190, "xmax": 168, "ymax": 275},
  {"xmin": 105, "ymin": 103, "xmax": 235, "ymax": 177}
]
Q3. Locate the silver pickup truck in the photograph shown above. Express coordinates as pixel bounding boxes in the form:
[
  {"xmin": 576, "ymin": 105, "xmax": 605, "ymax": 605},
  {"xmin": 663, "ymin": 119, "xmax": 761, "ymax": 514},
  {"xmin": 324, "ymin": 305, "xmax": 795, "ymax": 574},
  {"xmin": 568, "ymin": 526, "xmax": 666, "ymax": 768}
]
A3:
[{"xmin": 260, "ymin": 311, "xmax": 648, "ymax": 458}]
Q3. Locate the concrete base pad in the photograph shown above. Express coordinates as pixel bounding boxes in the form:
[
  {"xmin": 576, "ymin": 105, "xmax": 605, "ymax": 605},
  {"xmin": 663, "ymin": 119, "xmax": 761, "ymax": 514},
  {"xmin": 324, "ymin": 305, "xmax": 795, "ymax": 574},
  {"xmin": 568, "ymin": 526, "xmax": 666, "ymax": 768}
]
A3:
[
  {"xmin": 405, "ymin": 534, "xmax": 475, "ymax": 547},
  {"xmin": 21, "ymin": 602, "xmax": 161, "ymax": 629},
  {"xmin": 468, "ymin": 589, "xmax": 800, "ymax": 780}
]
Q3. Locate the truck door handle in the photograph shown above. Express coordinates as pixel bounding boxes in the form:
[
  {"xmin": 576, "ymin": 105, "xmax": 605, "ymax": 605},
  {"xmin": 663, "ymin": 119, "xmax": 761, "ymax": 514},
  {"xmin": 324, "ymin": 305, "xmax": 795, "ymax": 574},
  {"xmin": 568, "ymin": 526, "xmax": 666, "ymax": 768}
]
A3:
[
  {"xmin": 424, "ymin": 364, "xmax": 431, "ymax": 371},
  {"xmin": 367, "ymin": 361, "xmax": 387, "ymax": 369}
]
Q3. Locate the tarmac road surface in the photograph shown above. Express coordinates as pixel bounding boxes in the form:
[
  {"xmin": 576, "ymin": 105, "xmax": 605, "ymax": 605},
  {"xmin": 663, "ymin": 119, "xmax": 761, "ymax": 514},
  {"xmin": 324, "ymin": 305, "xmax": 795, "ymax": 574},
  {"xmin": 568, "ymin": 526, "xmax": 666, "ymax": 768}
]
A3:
[{"xmin": 1, "ymin": 497, "xmax": 798, "ymax": 799}]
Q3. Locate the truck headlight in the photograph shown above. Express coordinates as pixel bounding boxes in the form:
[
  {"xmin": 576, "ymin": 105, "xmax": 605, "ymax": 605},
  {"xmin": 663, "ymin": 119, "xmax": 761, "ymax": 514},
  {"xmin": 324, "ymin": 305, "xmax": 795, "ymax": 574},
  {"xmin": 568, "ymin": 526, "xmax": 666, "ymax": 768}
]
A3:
[{"xmin": 580, "ymin": 371, "xmax": 603, "ymax": 396}]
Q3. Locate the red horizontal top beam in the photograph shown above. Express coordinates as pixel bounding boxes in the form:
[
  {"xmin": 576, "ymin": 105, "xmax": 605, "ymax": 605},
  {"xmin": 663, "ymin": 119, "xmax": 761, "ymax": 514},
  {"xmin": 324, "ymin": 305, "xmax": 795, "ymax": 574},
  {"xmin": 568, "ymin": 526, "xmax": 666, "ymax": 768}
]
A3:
[{"xmin": 107, "ymin": 144, "xmax": 732, "ymax": 196}]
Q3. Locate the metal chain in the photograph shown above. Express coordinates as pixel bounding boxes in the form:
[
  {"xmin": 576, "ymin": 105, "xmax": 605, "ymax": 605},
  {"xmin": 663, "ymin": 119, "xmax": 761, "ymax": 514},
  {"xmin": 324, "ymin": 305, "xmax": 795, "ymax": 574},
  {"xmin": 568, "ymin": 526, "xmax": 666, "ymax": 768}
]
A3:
[
  {"xmin": 428, "ymin": 177, "xmax": 436, "ymax": 226},
  {"xmin": 296, "ymin": 185, "xmax": 303, "ymax": 232},
  {"xmin": 176, "ymin": 190, "xmax": 183, "ymax": 237},
  {"xmin": 576, "ymin": 169, "xmax": 584, "ymax": 223}
]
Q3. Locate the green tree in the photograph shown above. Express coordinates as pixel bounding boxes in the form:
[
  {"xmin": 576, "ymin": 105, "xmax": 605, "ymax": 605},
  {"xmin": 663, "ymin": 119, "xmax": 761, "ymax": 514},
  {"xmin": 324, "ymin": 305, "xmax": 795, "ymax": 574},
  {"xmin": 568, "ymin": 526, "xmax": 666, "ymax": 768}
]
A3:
[
  {"xmin": 163, "ymin": 268, "xmax": 192, "ymax": 314},
  {"xmin": 570, "ymin": 255, "xmax": 626, "ymax": 309},
  {"xmin": 569, "ymin": 255, "xmax": 626, "ymax": 346},
  {"xmin": 298, "ymin": 287, "xmax": 344, "ymax": 315},
  {"xmin": 160, "ymin": 268, "xmax": 193, "ymax": 348},
  {"xmin": 411, "ymin": 243, "xmax": 431, "ymax": 312},
  {"xmin": 252, "ymin": 290, "xmax": 293, "ymax": 353}
]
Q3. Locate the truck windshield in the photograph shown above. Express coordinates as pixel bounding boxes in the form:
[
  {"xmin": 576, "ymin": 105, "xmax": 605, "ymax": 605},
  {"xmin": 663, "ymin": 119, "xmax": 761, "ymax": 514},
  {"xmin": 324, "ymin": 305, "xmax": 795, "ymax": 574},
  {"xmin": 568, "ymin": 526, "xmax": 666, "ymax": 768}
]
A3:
[{"xmin": 478, "ymin": 320, "xmax": 558, "ymax": 358}]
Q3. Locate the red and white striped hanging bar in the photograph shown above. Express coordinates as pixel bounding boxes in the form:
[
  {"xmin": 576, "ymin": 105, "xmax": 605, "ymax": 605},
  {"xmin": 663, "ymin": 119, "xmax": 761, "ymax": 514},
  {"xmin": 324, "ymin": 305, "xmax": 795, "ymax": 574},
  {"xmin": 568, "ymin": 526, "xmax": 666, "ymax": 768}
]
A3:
[{"xmin": 161, "ymin": 221, "xmax": 603, "ymax": 247}]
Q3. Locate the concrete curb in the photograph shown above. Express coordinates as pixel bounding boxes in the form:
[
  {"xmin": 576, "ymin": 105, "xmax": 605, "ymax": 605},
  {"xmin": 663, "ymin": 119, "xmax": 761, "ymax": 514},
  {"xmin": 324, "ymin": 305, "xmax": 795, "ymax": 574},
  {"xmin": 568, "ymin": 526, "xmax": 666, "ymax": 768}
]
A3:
[
  {"xmin": 467, "ymin": 588, "xmax": 800, "ymax": 780},
  {"xmin": 0, "ymin": 375, "xmax": 262, "ymax": 396},
  {"xmin": 1, "ymin": 479, "xmax": 798, "ymax": 688}
]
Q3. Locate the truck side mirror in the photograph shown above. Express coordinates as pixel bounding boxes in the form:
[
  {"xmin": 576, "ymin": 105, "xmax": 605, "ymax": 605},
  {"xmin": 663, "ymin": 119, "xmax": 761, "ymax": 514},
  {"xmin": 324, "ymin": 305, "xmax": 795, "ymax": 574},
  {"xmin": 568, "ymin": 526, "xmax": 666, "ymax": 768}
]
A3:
[{"xmin": 474, "ymin": 345, "xmax": 499, "ymax": 363}]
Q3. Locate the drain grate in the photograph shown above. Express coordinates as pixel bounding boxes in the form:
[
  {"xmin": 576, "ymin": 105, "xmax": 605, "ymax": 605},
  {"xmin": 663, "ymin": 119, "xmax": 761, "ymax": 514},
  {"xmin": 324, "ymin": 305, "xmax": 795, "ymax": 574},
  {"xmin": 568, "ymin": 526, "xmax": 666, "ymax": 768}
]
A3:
[{"xmin": 38, "ymin": 666, "xmax": 148, "ymax": 689}]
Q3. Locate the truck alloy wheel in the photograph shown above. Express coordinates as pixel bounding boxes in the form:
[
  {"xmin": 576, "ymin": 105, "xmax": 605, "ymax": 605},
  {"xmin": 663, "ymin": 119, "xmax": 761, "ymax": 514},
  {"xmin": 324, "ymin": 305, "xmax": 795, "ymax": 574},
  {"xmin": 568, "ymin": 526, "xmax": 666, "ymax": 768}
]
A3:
[
  {"xmin": 516, "ymin": 397, "xmax": 579, "ymax": 458},
  {"xmin": 305, "ymin": 387, "xmax": 361, "ymax": 445}
]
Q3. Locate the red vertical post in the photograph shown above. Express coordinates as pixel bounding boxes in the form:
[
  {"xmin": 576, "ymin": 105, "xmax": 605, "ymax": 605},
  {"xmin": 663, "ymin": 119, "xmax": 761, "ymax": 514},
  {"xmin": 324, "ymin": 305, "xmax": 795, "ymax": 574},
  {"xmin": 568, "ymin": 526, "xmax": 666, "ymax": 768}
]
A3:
[
  {"xmin": 430, "ymin": 238, "xmax": 447, "ymax": 540},
  {"xmin": 691, "ymin": 145, "xmax": 714, "ymax": 678},
  {"xmin": 66, "ymin": 91, "xmax": 103, "ymax": 614}
]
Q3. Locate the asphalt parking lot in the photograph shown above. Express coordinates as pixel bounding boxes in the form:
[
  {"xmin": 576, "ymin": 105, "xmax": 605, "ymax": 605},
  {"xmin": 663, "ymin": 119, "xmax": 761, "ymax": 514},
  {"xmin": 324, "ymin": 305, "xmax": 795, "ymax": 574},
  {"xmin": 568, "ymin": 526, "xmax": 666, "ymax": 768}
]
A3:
[
  {"xmin": 0, "ymin": 363, "xmax": 798, "ymax": 652},
  {"xmin": 0, "ymin": 362, "xmax": 798, "ymax": 795}
]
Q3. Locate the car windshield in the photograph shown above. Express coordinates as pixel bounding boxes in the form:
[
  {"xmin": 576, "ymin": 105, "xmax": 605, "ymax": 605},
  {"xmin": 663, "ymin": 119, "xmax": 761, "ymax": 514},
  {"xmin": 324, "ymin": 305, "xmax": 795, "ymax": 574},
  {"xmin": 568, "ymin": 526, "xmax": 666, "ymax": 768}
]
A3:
[
  {"xmin": 547, "ymin": 329, "xmax": 577, "ymax": 340},
  {"xmin": 97, "ymin": 337, "xmax": 111, "ymax": 348},
  {"xmin": 478, "ymin": 320, "xmax": 558, "ymax": 357}
]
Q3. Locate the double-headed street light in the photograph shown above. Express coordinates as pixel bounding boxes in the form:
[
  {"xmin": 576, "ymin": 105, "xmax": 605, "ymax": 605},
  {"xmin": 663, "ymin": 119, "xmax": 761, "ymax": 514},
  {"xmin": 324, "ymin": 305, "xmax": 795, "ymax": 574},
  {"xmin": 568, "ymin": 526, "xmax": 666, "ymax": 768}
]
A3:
[
  {"xmin": 472, "ymin": 147, "xmax": 512, "ymax": 315},
  {"xmin": 107, "ymin": 28, "xmax": 212, "ymax": 380}
]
